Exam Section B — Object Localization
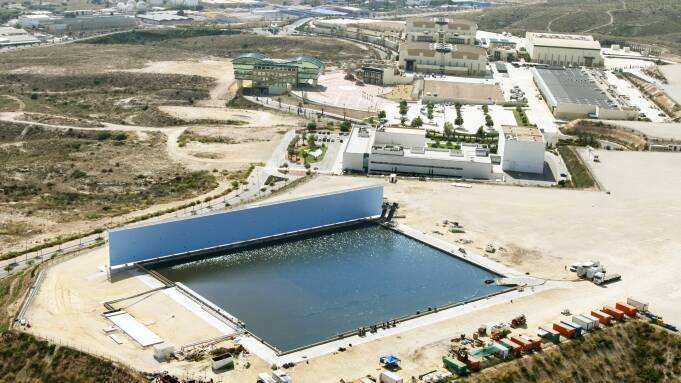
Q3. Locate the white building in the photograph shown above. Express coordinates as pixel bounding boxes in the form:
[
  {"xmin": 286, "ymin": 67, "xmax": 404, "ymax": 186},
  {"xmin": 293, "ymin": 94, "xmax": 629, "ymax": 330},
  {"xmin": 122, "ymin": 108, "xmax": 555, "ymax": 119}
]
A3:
[
  {"xmin": 343, "ymin": 126, "xmax": 497, "ymax": 179},
  {"xmin": 526, "ymin": 32, "xmax": 603, "ymax": 67},
  {"xmin": 498, "ymin": 125, "xmax": 545, "ymax": 174},
  {"xmin": 532, "ymin": 67, "xmax": 637, "ymax": 120},
  {"xmin": 399, "ymin": 17, "xmax": 487, "ymax": 76}
]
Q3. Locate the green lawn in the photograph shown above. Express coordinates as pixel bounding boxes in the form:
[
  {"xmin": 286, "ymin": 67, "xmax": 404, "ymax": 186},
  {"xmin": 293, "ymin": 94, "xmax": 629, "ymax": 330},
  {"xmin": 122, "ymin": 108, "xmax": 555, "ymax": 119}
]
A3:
[{"xmin": 300, "ymin": 145, "xmax": 327, "ymax": 164}]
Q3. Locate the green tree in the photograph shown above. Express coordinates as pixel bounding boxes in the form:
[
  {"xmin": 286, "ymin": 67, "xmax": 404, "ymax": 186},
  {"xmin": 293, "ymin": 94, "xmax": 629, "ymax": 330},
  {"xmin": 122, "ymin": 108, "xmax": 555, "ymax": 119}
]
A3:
[
  {"xmin": 485, "ymin": 114, "xmax": 494, "ymax": 127},
  {"xmin": 476, "ymin": 126, "xmax": 485, "ymax": 138},
  {"xmin": 455, "ymin": 116, "xmax": 463, "ymax": 126},
  {"xmin": 399, "ymin": 100, "xmax": 408, "ymax": 116},
  {"xmin": 307, "ymin": 134, "xmax": 316, "ymax": 149},
  {"xmin": 340, "ymin": 121, "xmax": 352, "ymax": 132},
  {"xmin": 411, "ymin": 116, "xmax": 423, "ymax": 128},
  {"xmin": 482, "ymin": 104, "xmax": 489, "ymax": 114},
  {"xmin": 400, "ymin": 116, "xmax": 407, "ymax": 126},
  {"xmin": 307, "ymin": 121, "xmax": 317, "ymax": 131},
  {"xmin": 378, "ymin": 110, "xmax": 387, "ymax": 119},
  {"xmin": 443, "ymin": 122, "xmax": 454, "ymax": 140},
  {"xmin": 426, "ymin": 102, "xmax": 434, "ymax": 120}
]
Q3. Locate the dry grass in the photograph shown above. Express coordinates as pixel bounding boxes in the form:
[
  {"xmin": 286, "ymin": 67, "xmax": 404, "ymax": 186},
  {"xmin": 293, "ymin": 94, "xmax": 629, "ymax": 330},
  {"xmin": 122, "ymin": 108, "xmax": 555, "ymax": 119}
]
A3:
[
  {"xmin": 561, "ymin": 120, "xmax": 648, "ymax": 150},
  {"xmin": 0, "ymin": 123, "xmax": 217, "ymax": 224},
  {"xmin": 461, "ymin": 320, "xmax": 681, "ymax": 383}
]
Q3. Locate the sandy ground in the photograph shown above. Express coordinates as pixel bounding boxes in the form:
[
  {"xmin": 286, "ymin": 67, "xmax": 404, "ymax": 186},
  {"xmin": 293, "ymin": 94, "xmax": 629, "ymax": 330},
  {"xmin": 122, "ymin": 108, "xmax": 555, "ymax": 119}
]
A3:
[
  {"xmin": 291, "ymin": 71, "xmax": 395, "ymax": 112},
  {"xmin": 158, "ymin": 106, "xmax": 302, "ymax": 128},
  {"xmin": 124, "ymin": 60, "xmax": 235, "ymax": 107},
  {"xmin": 22, "ymin": 144, "xmax": 681, "ymax": 381}
]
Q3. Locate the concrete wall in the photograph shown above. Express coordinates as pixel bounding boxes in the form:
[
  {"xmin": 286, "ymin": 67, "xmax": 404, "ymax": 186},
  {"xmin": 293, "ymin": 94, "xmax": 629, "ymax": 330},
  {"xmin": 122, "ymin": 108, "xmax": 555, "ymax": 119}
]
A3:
[
  {"xmin": 500, "ymin": 139, "xmax": 545, "ymax": 174},
  {"xmin": 108, "ymin": 186, "xmax": 384, "ymax": 268}
]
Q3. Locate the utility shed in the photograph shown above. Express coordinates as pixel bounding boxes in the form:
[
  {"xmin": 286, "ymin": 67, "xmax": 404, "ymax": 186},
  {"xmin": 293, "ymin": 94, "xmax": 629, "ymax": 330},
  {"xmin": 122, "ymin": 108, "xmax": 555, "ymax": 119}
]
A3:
[{"xmin": 498, "ymin": 125, "xmax": 545, "ymax": 174}]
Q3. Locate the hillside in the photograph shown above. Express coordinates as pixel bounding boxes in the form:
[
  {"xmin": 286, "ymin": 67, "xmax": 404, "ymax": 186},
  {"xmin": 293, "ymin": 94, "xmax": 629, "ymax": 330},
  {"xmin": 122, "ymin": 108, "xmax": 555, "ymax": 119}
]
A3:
[
  {"xmin": 461, "ymin": 320, "xmax": 681, "ymax": 383},
  {"xmin": 462, "ymin": 0, "xmax": 681, "ymax": 56}
]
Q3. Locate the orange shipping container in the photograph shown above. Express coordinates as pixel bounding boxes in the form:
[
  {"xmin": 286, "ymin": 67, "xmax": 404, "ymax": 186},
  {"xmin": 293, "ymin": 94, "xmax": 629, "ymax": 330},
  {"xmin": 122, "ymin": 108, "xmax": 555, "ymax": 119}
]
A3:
[
  {"xmin": 552, "ymin": 322, "xmax": 575, "ymax": 338},
  {"xmin": 520, "ymin": 335, "xmax": 542, "ymax": 350},
  {"xmin": 499, "ymin": 339, "xmax": 521, "ymax": 355},
  {"xmin": 616, "ymin": 302, "xmax": 638, "ymax": 317},
  {"xmin": 591, "ymin": 310, "xmax": 612, "ymax": 325},
  {"xmin": 465, "ymin": 356, "xmax": 481, "ymax": 371},
  {"xmin": 603, "ymin": 306, "xmax": 625, "ymax": 320},
  {"xmin": 510, "ymin": 335, "xmax": 532, "ymax": 351}
]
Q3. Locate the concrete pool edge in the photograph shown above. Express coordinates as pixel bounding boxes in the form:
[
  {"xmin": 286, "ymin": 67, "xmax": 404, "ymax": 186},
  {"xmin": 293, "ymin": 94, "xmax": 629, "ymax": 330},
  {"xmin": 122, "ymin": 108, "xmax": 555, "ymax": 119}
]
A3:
[{"xmin": 140, "ymin": 222, "xmax": 552, "ymax": 364}]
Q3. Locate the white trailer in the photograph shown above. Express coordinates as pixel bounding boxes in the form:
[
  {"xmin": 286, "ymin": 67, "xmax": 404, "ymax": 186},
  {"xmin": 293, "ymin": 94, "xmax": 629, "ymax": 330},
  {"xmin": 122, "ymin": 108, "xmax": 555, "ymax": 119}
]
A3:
[
  {"xmin": 627, "ymin": 297, "xmax": 649, "ymax": 312},
  {"xmin": 572, "ymin": 315, "xmax": 596, "ymax": 331},
  {"xmin": 583, "ymin": 314, "xmax": 601, "ymax": 329},
  {"xmin": 380, "ymin": 371, "xmax": 404, "ymax": 383}
]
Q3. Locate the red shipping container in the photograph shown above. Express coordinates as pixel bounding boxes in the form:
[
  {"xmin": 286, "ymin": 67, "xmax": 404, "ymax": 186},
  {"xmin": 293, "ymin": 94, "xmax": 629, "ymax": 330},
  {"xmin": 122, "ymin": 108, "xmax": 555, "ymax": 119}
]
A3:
[
  {"xmin": 591, "ymin": 310, "xmax": 612, "ymax": 325},
  {"xmin": 510, "ymin": 335, "xmax": 532, "ymax": 351},
  {"xmin": 465, "ymin": 356, "xmax": 481, "ymax": 371},
  {"xmin": 520, "ymin": 334, "xmax": 542, "ymax": 350},
  {"xmin": 552, "ymin": 322, "xmax": 575, "ymax": 338},
  {"xmin": 616, "ymin": 302, "xmax": 638, "ymax": 317},
  {"xmin": 603, "ymin": 306, "xmax": 625, "ymax": 320}
]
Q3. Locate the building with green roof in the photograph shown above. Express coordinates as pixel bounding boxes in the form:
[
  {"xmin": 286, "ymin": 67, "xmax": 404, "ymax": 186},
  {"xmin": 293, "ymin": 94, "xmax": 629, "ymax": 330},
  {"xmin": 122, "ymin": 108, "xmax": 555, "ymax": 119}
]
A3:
[{"xmin": 232, "ymin": 53, "xmax": 325, "ymax": 95}]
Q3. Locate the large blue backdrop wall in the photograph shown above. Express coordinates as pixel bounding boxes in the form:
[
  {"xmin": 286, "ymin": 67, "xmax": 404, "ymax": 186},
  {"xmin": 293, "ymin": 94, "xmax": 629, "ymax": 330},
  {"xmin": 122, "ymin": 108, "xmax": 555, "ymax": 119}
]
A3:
[{"xmin": 108, "ymin": 186, "xmax": 384, "ymax": 268}]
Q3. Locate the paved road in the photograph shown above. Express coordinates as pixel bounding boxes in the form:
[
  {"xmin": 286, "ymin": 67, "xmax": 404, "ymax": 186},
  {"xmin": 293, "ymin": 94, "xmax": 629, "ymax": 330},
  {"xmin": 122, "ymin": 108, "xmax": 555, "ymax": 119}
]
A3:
[{"xmin": 0, "ymin": 127, "xmax": 299, "ymax": 279}]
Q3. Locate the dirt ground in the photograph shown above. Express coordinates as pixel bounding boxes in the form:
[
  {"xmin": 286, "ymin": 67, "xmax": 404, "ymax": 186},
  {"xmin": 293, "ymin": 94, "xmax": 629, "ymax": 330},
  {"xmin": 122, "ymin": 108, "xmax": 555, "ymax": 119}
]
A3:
[{"xmin": 24, "ymin": 149, "xmax": 681, "ymax": 382}]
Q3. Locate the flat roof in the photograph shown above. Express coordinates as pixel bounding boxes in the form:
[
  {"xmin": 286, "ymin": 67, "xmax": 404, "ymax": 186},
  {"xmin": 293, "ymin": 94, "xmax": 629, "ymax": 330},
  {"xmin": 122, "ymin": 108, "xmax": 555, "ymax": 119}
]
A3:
[
  {"xmin": 527, "ymin": 32, "xmax": 601, "ymax": 50},
  {"xmin": 373, "ymin": 144, "xmax": 491, "ymax": 163},
  {"xmin": 137, "ymin": 12, "xmax": 192, "ymax": 21},
  {"xmin": 380, "ymin": 127, "xmax": 426, "ymax": 136},
  {"xmin": 532, "ymin": 67, "xmax": 614, "ymax": 108},
  {"xmin": 502, "ymin": 125, "xmax": 544, "ymax": 143},
  {"xmin": 345, "ymin": 126, "xmax": 375, "ymax": 155}
]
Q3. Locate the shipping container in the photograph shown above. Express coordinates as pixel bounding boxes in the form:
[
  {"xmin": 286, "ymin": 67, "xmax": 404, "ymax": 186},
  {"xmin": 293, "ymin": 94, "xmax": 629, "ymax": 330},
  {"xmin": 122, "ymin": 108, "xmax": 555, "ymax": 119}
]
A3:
[
  {"xmin": 591, "ymin": 310, "xmax": 612, "ymax": 325},
  {"xmin": 520, "ymin": 334, "xmax": 542, "ymax": 350},
  {"xmin": 616, "ymin": 302, "xmax": 638, "ymax": 317},
  {"xmin": 552, "ymin": 322, "xmax": 575, "ymax": 338},
  {"xmin": 581, "ymin": 314, "xmax": 601, "ymax": 329},
  {"xmin": 443, "ymin": 356, "xmax": 468, "ymax": 375},
  {"xmin": 627, "ymin": 297, "xmax": 649, "ymax": 312},
  {"xmin": 572, "ymin": 315, "xmax": 595, "ymax": 331},
  {"xmin": 560, "ymin": 320, "xmax": 583, "ymax": 337},
  {"xmin": 465, "ymin": 356, "xmax": 481, "ymax": 372},
  {"xmin": 492, "ymin": 342, "xmax": 510, "ymax": 359},
  {"xmin": 538, "ymin": 327, "xmax": 561, "ymax": 343},
  {"xmin": 603, "ymin": 305, "xmax": 625, "ymax": 320},
  {"xmin": 498, "ymin": 339, "xmax": 522, "ymax": 355},
  {"xmin": 510, "ymin": 335, "xmax": 532, "ymax": 351}
]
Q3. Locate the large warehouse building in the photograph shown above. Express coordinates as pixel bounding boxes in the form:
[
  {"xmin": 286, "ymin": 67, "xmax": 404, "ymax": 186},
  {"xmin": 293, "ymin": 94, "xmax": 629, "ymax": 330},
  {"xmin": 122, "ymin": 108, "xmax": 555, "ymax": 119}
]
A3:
[
  {"xmin": 532, "ymin": 67, "xmax": 637, "ymax": 120},
  {"xmin": 398, "ymin": 17, "xmax": 488, "ymax": 76},
  {"xmin": 343, "ymin": 126, "xmax": 497, "ymax": 179},
  {"xmin": 498, "ymin": 126, "xmax": 545, "ymax": 174},
  {"xmin": 526, "ymin": 32, "xmax": 603, "ymax": 67},
  {"xmin": 233, "ymin": 53, "xmax": 324, "ymax": 95}
]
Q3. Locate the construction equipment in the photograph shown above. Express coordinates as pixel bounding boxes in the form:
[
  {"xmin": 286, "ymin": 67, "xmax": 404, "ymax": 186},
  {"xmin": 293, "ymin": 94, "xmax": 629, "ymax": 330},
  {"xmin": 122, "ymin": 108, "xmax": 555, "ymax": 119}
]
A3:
[
  {"xmin": 510, "ymin": 314, "xmax": 526, "ymax": 328},
  {"xmin": 593, "ymin": 272, "xmax": 621, "ymax": 285}
]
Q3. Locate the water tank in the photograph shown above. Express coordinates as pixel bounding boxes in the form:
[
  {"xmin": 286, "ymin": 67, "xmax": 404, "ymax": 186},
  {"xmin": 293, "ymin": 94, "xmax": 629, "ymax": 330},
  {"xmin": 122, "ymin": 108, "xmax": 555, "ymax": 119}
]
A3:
[
  {"xmin": 116, "ymin": 1, "xmax": 126, "ymax": 11},
  {"xmin": 124, "ymin": 3, "xmax": 135, "ymax": 12},
  {"xmin": 136, "ymin": 1, "xmax": 147, "ymax": 10}
]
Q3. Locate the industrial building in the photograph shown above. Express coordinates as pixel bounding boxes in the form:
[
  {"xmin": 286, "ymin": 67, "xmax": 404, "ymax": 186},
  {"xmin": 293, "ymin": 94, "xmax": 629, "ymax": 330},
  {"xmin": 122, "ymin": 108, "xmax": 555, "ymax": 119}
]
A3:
[
  {"xmin": 136, "ymin": 12, "xmax": 193, "ymax": 25},
  {"xmin": 353, "ymin": 66, "xmax": 411, "ymax": 86},
  {"xmin": 19, "ymin": 14, "xmax": 137, "ymax": 34},
  {"xmin": 498, "ymin": 126, "xmax": 545, "ymax": 174},
  {"xmin": 233, "ymin": 53, "xmax": 324, "ymax": 95},
  {"xmin": 488, "ymin": 38, "xmax": 517, "ymax": 61},
  {"xmin": 532, "ymin": 67, "xmax": 637, "ymax": 120},
  {"xmin": 0, "ymin": 27, "xmax": 40, "ymax": 47},
  {"xmin": 343, "ymin": 126, "xmax": 497, "ymax": 179},
  {"xmin": 398, "ymin": 17, "xmax": 488, "ymax": 76},
  {"xmin": 526, "ymin": 32, "xmax": 603, "ymax": 67}
]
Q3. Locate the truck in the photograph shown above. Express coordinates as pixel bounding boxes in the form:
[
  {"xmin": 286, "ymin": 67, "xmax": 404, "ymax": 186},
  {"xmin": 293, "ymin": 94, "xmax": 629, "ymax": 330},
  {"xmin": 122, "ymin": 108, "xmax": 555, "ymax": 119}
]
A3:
[
  {"xmin": 572, "ymin": 315, "xmax": 596, "ymax": 331},
  {"xmin": 593, "ymin": 272, "xmax": 621, "ymax": 285},
  {"xmin": 627, "ymin": 297, "xmax": 649, "ymax": 312}
]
